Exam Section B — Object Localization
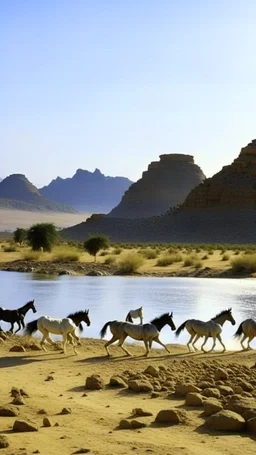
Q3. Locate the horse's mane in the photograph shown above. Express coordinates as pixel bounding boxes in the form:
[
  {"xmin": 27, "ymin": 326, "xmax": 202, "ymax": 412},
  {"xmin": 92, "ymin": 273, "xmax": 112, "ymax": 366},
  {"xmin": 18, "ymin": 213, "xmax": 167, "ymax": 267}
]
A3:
[
  {"xmin": 150, "ymin": 313, "xmax": 170, "ymax": 326},
  {"xmin": 18, "ymin": 300, "xmax": 34, "ymax": 309},
  {"xmin": 67, "ymin": 310, "xmax": 87, "ymax": 319},
  {"xmin": 212, "ymin": 308, "xmax": 232, "ymax": 320}
]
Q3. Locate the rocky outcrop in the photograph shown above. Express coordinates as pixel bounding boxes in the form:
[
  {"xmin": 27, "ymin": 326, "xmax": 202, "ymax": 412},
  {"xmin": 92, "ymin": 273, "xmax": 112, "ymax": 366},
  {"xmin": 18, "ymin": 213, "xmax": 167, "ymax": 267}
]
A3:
[
  {"xmin": 183, "ymin": 140, "xmax": 256, "ymax": 209},
  {"xmin": 40, "ymin": 168, "xmax": 133, "ymax": 213},
  {"xmin": 108, "ymin": 154, "xmax": 205, "ymax": 218}
]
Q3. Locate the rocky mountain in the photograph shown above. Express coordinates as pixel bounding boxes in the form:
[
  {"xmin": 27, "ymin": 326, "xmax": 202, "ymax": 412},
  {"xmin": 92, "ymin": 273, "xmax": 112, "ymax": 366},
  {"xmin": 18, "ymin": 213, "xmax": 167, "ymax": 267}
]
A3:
[
  {"xmin": 40, "ymin": 169, "xmax": 133, "ymax": 213},
  {"xmin": 0, "ymin": 174, "xmax": 76, "ymax": 213},
  {"xmin": 62, "ymin": 141, "xmax": 256, "ymax": 244},
  {"xmin": 108, "ymin": 154, "xmax": 205, "ymax": 218}
]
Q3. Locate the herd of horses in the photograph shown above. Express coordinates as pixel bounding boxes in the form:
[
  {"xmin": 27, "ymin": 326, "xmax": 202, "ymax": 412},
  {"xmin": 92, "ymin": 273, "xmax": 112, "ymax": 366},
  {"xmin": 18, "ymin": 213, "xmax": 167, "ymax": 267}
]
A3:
[{"xmin": 0, "ymin": 302, "xmax": 256, "ymax": 356}]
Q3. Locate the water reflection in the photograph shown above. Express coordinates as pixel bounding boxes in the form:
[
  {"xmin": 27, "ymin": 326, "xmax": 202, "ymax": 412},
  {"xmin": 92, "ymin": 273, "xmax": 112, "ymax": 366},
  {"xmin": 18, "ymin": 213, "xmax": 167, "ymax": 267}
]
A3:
[{"xmin": 0, "ymin": 272, "xmax": 256, "ymax": 350}]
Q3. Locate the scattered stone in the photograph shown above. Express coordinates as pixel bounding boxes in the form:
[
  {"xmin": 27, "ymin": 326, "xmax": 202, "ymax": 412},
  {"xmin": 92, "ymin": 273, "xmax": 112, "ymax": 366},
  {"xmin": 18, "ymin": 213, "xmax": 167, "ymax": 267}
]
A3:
[
  {"xmin": 217, "ymin": 386, "xmax": 234, "ymax": 396},
  {"xmin": 13, "ymin": 419, "xmax": 38, "ymax": 432},
  {"xmin": 12, "ymin": 395, "xmax": 25, "ymax": 405},
  {"xmin": 144, "ymin": 366, "xmax": 159, "ymax": 378},
  {"xmin": 72, "ymin": 450, "xmax": 90, "ymax": 454},
  {"xmin": 132, "ymin": 408, "xmax": 153, "ymax": 417},
  {"xmin": 109, "ymin": 376, "xmax": 127, "ymax": 388},
  {"xmin": 118, "ymin": 419, "xmax": 132, "ymax": 429},
  {"xmin": 202, "ymin": 388, "xmax": 221, "ymax": 399},
  {"xmin": 54, "ymin": 422, "xmax": 60, "ymax": 427},
  {"xmin": 82, "ymin": 393, "xmax": 88, "ymax": 397},
  {"xmin": 0, "ymin": 405, "xmax": 19, "ymax": 417},
  {"xmin": 128, "ymin": 379, "xmax": 153, "ymax": 393},
  {"xmin": 0, "ymin": 435, "xmax": 9, "ymax": 448},
  {"xmin": 45, "ymin": 376, "xmax": 54, "ymax": 382},
  {"xmin": 214, "ymin": 368, "xmax": 228, "ymax": 381},
  {"xmin": 203, "ymin": 399, "xmax": 223, "ymax": 416},
  {"xmin": 175, "ymin": 383, "xmax": 201, "ymax": 397},
  {"xmin": 198, "ymin": 381, "xmax": 214, "ymax": 389},
  {"xmin": 155, "ymin": 409, "xmax": 188, "ymax": 425},
  {"xmin": 225, "ymin": 396, "xmax": 256, "ymax": 417},
  {"xmin": 118, "ymin": 419, "xmax": 146, "ymax": 430},
  {"xmin": 9, "ymin": 345, "xmax": 26, "ymax": 352},
  {"xmin": 243, "ymin": 410, "xmax": 256, "ymax": 421},
  {"xmin": 85, "ymin": 375, "xmax": 105, "ymax": 390},
  {"xmin": 205, "ymin": 410, "xmax": 245, "ymax": 432},
  {"xmin": 151, "ymin": 392, "xmax": 160, "ymax": 399},
  {"xmin": 10, "ymin": 387, "xmax": 20, "ymax": 397},
  {"xmin": 60, "ymin": 407, "xmax": 72, "ymax": 415},
  {"xmin": 239, "ymin": 381, "xmax": 254, "ymax": 392},
  {"xmin": 185, "ymin": 393, "xmax": 204, "ymax": 407},
  {"xmin": 247, "ymin": 417, "xmax": 256, "ymax": 434},
  {"xmin": 233, "ymin": 386, "xmax": 243, "ymax": 394},
  {"xmin": 38, "ymin": 409, "xmax": 47, "ymax": 415},
  {"xmin": 43, "ymin": 417, "xmax": 52, "ymax": 427}
]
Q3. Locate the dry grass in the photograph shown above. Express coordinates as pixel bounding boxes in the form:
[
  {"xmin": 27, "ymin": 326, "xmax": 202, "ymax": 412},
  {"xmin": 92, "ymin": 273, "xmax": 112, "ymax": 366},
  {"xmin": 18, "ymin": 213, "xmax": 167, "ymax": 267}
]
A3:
[
  {"xmin": 52, "ymin": 247, "xmax": 80, "ymax": 262},
  {"xmin": 21, "ymin": 250, "xmax": 41, "ymax": 261},
  {"xmin": 117, "ymin": 252, "xmax": 144, "ymax": 274},
  {"xmin": 231, "ymin": 254, "xmax": 256, "ymax": 273}
]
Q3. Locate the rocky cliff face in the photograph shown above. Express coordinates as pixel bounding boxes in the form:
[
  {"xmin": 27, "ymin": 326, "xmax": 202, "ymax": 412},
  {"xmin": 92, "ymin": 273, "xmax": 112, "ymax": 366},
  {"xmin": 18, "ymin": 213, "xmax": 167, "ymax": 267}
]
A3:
[
  {"xmin": 40, "ymin": 169, "xmax": 133, "ymax": 213},
  {"xmin": 108, "ymin": 154, "xmax": 205, "ymax": 218},
  {"xmin": 182, "ymin": 140, "xmax": 256, "ymax": 209}
]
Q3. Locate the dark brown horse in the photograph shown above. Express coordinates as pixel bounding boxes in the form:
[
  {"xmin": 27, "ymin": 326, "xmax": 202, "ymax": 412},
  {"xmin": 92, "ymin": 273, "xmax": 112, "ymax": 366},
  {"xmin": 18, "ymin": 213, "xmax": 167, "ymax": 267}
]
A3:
[{"xmin": 0, "ymin": 300, "xmax": 37, "ymax": 333}]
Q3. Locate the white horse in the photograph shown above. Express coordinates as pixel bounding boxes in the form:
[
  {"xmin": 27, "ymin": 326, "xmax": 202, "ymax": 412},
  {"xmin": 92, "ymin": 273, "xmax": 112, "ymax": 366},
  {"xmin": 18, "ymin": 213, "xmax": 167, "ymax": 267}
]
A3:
[
  {"xmin": 125, "ymin": 306, "xmax": 143, "ymax": 324},
  {"xmin": 234, "ymin": 319, "xmax": 256, "ymax": 350},
  {"xmin": 175, "ymin": 308, "xmax": 236, "ymax": 353},
  {"xmin": 100, "ymin": 312, "xmax": 175, "ymax": 357},
  {"xmin": 25, "ymin": 310, "xmax": 90, "ymax": 354}
]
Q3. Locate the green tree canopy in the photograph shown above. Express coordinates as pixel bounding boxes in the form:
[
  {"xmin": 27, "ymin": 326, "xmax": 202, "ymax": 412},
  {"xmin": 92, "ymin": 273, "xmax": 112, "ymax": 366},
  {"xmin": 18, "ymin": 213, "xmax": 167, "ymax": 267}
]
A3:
[
  {"xmin": 13, "ymin": 228, "xmax": 27, "ymax": 244},
  {"xmin": 84, "ymin": 235, "xmax": 109, "ymax": 262},
  {"xmin": 27, "ymin": 223, "xmax": 58, "ymax": 252}
]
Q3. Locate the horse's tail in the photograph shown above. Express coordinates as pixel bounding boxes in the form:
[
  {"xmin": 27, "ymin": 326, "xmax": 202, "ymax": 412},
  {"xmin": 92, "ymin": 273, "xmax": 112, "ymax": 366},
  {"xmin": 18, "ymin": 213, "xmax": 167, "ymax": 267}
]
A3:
[
  {"xmin": 100, "ymin": 321, "xmax": 113, "ymax": 338},
  {"xmin": 25, "ymin": 319, "xmax": 38, "ymax": 335},
  {"xmin": 234, "ymin": 322, "xmax": 244, "ymax": 338},
  {"xmin": 175, "ymin": 320, "xmax": 188, "ymax": 338},
  {"xmin": 125, "ymin": 312, "xmax": 133, "ymax": 323}
]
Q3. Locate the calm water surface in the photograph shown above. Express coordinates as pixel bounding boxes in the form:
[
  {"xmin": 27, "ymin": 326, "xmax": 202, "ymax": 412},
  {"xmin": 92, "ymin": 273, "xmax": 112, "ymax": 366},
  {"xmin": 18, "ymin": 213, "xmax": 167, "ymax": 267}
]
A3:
[{"xmin": 1, "ymin": 271, "xmax": 256, "ymax": 349}]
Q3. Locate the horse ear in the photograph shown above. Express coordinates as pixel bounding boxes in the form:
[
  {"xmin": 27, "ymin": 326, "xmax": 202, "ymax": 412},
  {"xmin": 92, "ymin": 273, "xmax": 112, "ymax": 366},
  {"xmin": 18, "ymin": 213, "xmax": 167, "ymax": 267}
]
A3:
[{"xmin": 171, "ymin": 312, "xmax": 173, "ymax": 317}]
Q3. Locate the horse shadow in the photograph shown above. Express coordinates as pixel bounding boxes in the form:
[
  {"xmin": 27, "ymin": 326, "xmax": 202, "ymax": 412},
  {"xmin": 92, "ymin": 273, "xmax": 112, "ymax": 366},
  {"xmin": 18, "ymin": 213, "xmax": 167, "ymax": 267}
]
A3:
[
  {"xmin": 76, "ymin": 351, "xmax": 190, "ymax": 365},
  {"xmin": 0, "ymin": 355, "xmax": 42, "ymax": 369}
]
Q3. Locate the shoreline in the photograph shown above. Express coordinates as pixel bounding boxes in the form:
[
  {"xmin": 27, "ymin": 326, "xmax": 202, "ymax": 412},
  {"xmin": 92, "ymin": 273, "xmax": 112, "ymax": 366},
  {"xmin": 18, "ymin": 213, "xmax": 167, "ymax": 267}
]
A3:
[{"xmin": 0, "ymin": 259, "xmax": 252, "ymax": 279}]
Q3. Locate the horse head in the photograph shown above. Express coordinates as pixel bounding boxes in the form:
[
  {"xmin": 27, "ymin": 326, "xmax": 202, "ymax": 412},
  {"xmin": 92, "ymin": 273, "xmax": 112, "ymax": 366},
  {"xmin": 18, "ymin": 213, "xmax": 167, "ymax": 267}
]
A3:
[
  {"xmin": 227, "ymin": 308, "xmax": 236, "ymax": 326},
  {"xmin": 30, "ymin": 299, "xmax": 37, "ymax": 313},
  {"xmin": 167, "ymin": 312, "xmax": 176, "ymax": 331},
  {"xmin": 84, "ymin": 309, "xmax": 91, "ymax": 326}
]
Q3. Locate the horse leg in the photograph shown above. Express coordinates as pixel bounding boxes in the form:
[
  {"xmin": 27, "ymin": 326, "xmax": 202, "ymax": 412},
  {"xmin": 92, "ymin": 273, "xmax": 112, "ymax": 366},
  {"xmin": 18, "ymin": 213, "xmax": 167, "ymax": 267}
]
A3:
[
  {"xmin": 68, "ymin": 332, "xmax": 78, "ymax": 355},
  {"xmin": 240, "ymin": 334, "xmax": 247, "ymax": 350},
  {"xmin": 192, "ymin": 334, "xmax": 201, "ymax": 351},
  {"xmin": 201, "ymin": 336, "xmax": 209, "ymax": 353},
  {"xmin": 9, "ymin": 322, "xmax": 14, "ymax": 333},
  {"xmin": 40, "ymin": 330, "xmax": 48, "ymax": 352},
  {"xmin": 62, "ymin": 334, "xmax": 68, "ymax": 354},
  {"xmin": 247, "ymin": 335, "xmax": 254, "ymax": 350},
  {"xmin": 187, "ymin": 333, "xmax": 195, "ymax": 352},
  {"xmin": 118, "ymin": 335, "xmax": 132, "ymax": 356},
  {"xmin": 15, "ymin": 321, "xmax": 22, "ymax": 334},
  {"xmin": 216, "ymin": 334, "xmax": 226, "ymax": 352},
  {"xmin": 143, "ymin": 340, "xmax": 149, "ymax": 357},
  {"xmin": 208, "ymin": 336, "xmax": 217, "ymax": 353},
  {"xmin": 152, "ymin": 336, "xmax": 170, "ymax": 353},
  {"xmin": 104, "ymin": 335, "xmax": 119, "ymax": 356}
]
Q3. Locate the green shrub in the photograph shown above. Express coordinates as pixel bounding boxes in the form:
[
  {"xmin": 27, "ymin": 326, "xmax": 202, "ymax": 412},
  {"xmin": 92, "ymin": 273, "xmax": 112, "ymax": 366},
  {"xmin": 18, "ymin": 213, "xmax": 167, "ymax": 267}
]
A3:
[
  {"xmin": 52, "ymin": 248, "xmax": 80, "ymax": 262},
  {"xmin": 113, "ymin": 247, "xmax": 122, "ymax": 255},
  {"xmin": 84, "ymin": 235, "xmax": 109, "ymax": 262},
  {"xmin": 104, "ymin": 255, "xmax": 116, "ymax": 265},
  {"xmin": 231, "ymin": 254, "xmax": 256, "ymax": 273},
  {"xmin": 194, "ymin": 260, "xmax": 203, "ymax": 269},
  {"xmin": 22, "ymin": 250, "xmax": 41, "ymax": 260},
  {"xmin": 156, "ymin": 253, "xmax": 183, "ymax": 267},
  {"xmin": 202, "ymin": 254, "xmax": 209, "ymax": 260},
  {"xmin": 13, "ymin": 228, "xmax": 27, "ymax": 244},
  {"xmin": 117, "ymin": 253, "xmax": 144, "ymax": 274},
  {"xmin": 3, "ymin": 244, "xmax": 17, "ymax": 252},
  {"xmin": 140, "ymin": 248, "xmax": 157, "ymax": 259},
  {"xmin": 222, "ymin": 253, "xmax": 230, "ymax": 261},
  {"xmin": 183, "ymin": 257, "xmax": 194, "ymax": 267},
  {"xmin": 27, "ymin": 223, "xmax": 58, "ymax": 252}
]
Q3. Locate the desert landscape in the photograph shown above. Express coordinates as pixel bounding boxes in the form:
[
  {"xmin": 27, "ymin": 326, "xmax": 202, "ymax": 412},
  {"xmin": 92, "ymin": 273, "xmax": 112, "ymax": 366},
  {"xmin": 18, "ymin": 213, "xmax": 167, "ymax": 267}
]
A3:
[{"xmin": 0, "ymin": 334, "xmax": 256, "ymax": 455}]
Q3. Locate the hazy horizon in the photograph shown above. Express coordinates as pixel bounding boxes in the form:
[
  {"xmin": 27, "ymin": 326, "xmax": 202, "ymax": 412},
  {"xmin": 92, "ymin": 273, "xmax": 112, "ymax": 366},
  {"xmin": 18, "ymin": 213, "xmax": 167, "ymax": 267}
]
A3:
[{"xmin": 1, "ymin": 0, "xmax": 256, "ymax": 187}]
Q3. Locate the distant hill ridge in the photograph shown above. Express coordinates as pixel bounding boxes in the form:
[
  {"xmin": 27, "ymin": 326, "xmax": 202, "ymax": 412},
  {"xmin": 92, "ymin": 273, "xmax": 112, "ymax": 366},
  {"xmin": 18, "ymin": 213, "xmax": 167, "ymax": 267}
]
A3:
[
  {"xmin": 0, "ymin": 174, "xmax": 76, "ymax": 213},
  {"xmin": 40, "ymin": 168, "xmax": 133, "ymax": 212}
]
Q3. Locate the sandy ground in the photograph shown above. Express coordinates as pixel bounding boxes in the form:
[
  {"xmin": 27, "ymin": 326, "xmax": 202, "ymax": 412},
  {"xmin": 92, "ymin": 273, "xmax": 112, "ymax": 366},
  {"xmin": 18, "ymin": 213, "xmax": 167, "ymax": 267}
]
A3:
[
  {"xmin": 0, "ymin": 336, "xmax": 256, "ymax": 455},
  {"xmin": 0, "ymin": 210, "xmax": 89, "ymax": 232}
]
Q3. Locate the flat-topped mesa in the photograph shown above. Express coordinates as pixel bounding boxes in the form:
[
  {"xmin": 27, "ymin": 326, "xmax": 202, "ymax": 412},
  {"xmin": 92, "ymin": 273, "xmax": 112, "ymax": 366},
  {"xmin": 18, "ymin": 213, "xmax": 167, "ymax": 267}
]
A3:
[
  {"xmin": 182, "ymin": 140, "xmax": 256, "ymax": 210},
  {"xmin": 108, "ymin": 153, "xmax": 205, "ymax": 219}
]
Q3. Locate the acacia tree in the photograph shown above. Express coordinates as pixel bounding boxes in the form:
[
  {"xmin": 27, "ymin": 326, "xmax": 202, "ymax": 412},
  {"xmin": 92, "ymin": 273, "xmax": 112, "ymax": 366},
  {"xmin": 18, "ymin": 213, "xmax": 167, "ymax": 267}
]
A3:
[
  {"xmin": 84, "ymin": 235, "xmax": 109, "ymax": 262},
  {"xmin": 13, "ymin": 228, "xmax": 27, "ymax": 244},
  {"xmin": 27, "ymin": 223, "xmax": 58, "ymax": 252}
]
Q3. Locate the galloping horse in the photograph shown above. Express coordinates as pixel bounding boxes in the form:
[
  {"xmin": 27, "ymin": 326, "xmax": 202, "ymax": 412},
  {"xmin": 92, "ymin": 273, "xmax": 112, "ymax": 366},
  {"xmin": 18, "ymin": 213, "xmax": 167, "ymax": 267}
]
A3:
[
  {"xmin": 234, "ymin": 318, "xmax": 256, "ymax": 350},
  {"xmin": 25, "ymin": 310, "xmax": 90, "ymax": 354},
  {"xmin": 175, "ymin": 308, "xmax": 236, "ymax": 353},
  {"xmin": 125, "ymin": 306, "xmax": 143, "ymax": 324},
  {"xmin": 100, "ymin": 312, "xmax": 176, "ymax": 357},
  {"xmin": 0, "ymin": 300, "xmax": 37, "ymax": 333}
]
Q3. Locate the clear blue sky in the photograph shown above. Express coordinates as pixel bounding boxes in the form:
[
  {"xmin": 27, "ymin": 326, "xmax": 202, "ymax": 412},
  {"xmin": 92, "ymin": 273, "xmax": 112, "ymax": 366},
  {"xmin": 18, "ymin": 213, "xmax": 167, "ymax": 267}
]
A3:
[{"xmin": 1, "ymin": 0, "xmax": 256, "ymax": 187}]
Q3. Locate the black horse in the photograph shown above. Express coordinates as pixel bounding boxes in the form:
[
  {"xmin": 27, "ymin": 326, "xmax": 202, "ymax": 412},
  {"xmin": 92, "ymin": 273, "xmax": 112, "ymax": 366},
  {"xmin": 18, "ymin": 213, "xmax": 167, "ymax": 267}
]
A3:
[{"xmin": 0, "ymin": 300, "xmax": 37, "ymax": 333}]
